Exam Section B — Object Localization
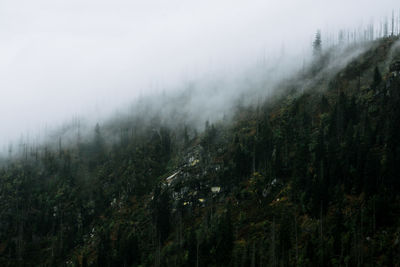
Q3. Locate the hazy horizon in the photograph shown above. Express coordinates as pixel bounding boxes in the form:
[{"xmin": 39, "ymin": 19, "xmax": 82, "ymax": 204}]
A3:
[{"xmin": 0, "ymin": 0, "xmax": 399, "ymax": 148}]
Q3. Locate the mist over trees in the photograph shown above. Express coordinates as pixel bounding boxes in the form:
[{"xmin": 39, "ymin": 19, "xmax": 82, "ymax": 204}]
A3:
[
  {"xmin": 313, "ymin": 30, "xmax": 322, "ymax": 56},
  {"xmin": 5, "ymin": 9, "xmax": 400, "ymax": 161},
  {"xmin": 0, "ymin": 4, "xmax": 400, "ymax": 267},
  {"xmin": 0, "ymin": 1, "xmax": 400, "ymax": 148}
]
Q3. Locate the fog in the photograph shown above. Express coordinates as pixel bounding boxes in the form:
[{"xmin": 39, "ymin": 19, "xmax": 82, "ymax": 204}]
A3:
[{"xmin": 0, "ymin": 0, "xmax": 399, "ymax": 148}]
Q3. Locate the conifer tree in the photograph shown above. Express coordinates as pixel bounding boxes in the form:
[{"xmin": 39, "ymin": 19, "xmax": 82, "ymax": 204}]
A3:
[
  {"xmin": 373, "ymin": 66, "xmax": 382, "ymax": 87},
  {"xmin": 313, "ymin": 30, "xmax": 322, "ymax": 56}
]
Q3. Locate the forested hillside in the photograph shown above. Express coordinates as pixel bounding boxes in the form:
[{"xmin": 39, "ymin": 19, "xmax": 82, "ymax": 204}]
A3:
[{"xmin": 1, "ymin": 36, "xmax": 400, "ymax": 266}]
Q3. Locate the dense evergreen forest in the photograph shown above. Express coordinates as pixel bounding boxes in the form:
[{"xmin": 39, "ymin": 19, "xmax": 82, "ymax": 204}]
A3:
[{"xmin": 1, "ymin": 35, "xmax": 400, "ymax": 266}]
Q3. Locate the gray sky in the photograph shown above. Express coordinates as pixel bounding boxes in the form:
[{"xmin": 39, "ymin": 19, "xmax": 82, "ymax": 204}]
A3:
[{"xmin": 0, "ymin": 0, "xmax": 398, "ymax": 146}]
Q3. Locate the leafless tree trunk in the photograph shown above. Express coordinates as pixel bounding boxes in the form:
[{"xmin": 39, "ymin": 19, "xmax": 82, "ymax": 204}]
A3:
[
  {"xmin": 294, "ymin": 213, "xmax": 299, "ymax": 264},
  {"xmin": 320, "ymin": 202, "xmax": 324, "ymax": 264},
  {"xmin": 392, "ymin": 10, "xmax": 395, "ymax": 36},
  {"xmin": 196, "ymin": 238, "xmax": 199, "ymax": 267},
  {"xmin": 251, "ymin": 241, "xmax": 256, "ymax": 267},
  {"xmin": 271, "ymin": 217, "xmax": 276, "ymax": 267}
]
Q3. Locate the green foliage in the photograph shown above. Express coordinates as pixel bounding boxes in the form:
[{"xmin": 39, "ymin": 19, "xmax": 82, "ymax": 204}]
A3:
[{"xmin": 0, "ymin": 38, "xmax": 400, "ymax": 266}]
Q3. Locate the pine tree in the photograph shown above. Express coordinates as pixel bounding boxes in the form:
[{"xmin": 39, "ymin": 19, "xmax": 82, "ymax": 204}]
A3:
[
  {"xmin": 373, "ymin": 66, "xmax": 382, "ymax": 87},
  {"xmin": 216, "ymin": 204, "xmax": 233, "ymax": 266},
  {"xmin": 186, "ymin": 229, "xmax": 197, "ymax": 267},
  {"xmin": 313, "ymin": 30, "xmax": 322, "ymax": 56},
  {"xmin": 153, "ymin": 186, "xmax": 171, "ymax": 244}
]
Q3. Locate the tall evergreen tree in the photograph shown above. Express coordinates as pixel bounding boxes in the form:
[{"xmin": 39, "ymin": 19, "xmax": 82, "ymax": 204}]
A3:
[
  {"xmin": 313, "ymin": 30, "xmax": 322, "ymax": 56},
  {"xmin": 373, "ymin": 66, "xmax": 382, "ymax": 87}
]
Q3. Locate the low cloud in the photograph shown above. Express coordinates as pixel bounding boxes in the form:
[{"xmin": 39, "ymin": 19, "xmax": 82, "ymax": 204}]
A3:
[{"xmin": 0, "ymin": 0, "xmax": 398, "ymax": 149}]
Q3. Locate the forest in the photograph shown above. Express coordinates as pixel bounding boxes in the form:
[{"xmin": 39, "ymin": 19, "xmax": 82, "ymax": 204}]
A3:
[{"xmin": 1, "ymin": 13, "xmax": 400, "ymax": 267}]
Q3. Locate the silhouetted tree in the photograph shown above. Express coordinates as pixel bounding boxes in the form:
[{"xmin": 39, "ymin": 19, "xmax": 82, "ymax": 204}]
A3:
[
  {"xmin": 373, "ymin": 66, "xmax": 382, "ymax": 87},
  {"xmin": 153, "ymin": 186, "xmax": 171, "ymax": 244},
  {"xmin": 313, "ymin": 30, "xmax": 322, "ymax": 56}
]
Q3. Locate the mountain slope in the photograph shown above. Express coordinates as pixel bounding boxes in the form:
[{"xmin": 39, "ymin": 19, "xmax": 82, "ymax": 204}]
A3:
[{"xmin": 1, "ymin": 37, "xmax": 400, "ymax": 266}]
